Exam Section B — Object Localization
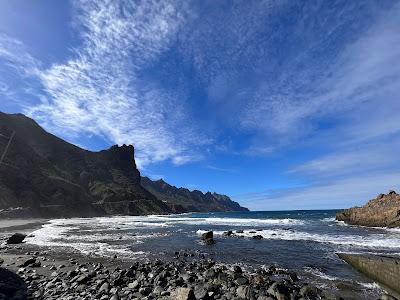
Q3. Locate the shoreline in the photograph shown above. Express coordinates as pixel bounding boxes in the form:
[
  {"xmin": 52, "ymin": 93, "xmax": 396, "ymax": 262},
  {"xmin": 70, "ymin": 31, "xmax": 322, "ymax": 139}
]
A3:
[
  {"xmin": 0, "ymin": 218, "xmax": 48, "ymax": 233},
  {"xmin": 0, "ymin": 243, "xmax": 347, "ymax": 300},
  {"xmin": 0, "ymin": 217, "xmax": 397, "ymax": 299}
]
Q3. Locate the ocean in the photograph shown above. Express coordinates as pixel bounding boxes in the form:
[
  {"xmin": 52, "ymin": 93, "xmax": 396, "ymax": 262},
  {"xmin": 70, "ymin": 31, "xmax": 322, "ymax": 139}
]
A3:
[{"xmin": 26, "ymin": 210, "xmax": 400, "ymax": 297}]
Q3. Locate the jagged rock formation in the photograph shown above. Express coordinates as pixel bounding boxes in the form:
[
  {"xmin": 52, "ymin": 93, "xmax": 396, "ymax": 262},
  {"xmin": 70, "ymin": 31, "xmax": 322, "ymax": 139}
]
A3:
[
  {"xmin": 0, "ymin": 112, "xmax": 170, "ymax": 217},
  {"xmin": 336, "ymin": 191, "xmax": 400, "ymax": 227},
  {"xmin": 141, "ymin": 177, "xmax": 249, "ymax": 213}
]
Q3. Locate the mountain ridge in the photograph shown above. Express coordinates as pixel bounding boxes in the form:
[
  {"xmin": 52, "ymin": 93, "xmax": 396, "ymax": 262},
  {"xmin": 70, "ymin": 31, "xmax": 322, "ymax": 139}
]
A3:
[
  {"xmin": 141, "ymin": 176, "xmax": 248, "ymax": 213},
  {"xmin": 0, "ymin": 111, "xmax": 247, "ymax": 217}
]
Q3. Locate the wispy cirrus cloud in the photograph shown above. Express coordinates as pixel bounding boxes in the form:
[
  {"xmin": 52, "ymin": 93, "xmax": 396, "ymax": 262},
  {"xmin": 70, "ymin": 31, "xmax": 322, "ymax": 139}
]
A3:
[
  {"xmin": 0, "ymin": 0, "xmax": 209, "ymax": 167},
  {"xmin": 235, "ymin": 171, "xmax": 400, "ymax": 211},
  {"xmin": 0, "ymin": 33, "xmax": 40, "ymax": 77}
]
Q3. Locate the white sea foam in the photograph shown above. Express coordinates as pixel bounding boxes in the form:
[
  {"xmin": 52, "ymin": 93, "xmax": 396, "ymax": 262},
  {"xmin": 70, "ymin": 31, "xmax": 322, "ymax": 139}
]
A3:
[
  {"xmin": 334, "ymin": 219, "xmax": 400, "ymax": 233},
  {"xmin": 357, "ymin": 282, "xmax": 382, "ymax": 290},
  {"xmin": 153, "ymin": 216, "xmax": 305, "ymax": 226},
  {"xmin": 321, "ymin": 217, "xmax": 336, "ymax": 222},
  {"xmin": 303, "ymin": 267, "xmax": 339, "ymax": 281},
  {"xmin": 27, "ymin": 214, "xmax": 400, "ymax": 257},
  {"xmin": 198, "ymin": 229, "xmax": 400, "ymax": 249},
  {"xmin": 25, "ymin": 218, "xmax": 164, "ymax": 257}
]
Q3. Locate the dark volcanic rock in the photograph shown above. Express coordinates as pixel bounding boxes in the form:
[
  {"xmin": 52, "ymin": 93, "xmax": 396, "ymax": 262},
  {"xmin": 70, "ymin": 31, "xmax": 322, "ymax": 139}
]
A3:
[
  {"xmin": 6, "ymin": 233, "xmax": 27, "ymax": 244},
  {"xmin": 336, "ymin": 191, "xmax": 400, "ymax": 227},
  {"xmin": 201, "ymin": 231, "xmax": 215, "ymax": 245},
  {"xmin": 0, "ymin": 112, "xmax": 171, "ymax": 218}
]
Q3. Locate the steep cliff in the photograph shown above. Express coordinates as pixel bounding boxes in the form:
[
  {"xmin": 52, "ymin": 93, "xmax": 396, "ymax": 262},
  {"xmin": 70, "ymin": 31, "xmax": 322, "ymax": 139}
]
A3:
[
  {"xmin": 141, "ymin": 176, "xmax": 249, "ymax": 213},
  {"xmin": 336, "ymin": 191, "xmax": 400, "ymax": 227},
  {"xmin": 0, "ymin": 112, "xmax": 170, "ymax": 217}
]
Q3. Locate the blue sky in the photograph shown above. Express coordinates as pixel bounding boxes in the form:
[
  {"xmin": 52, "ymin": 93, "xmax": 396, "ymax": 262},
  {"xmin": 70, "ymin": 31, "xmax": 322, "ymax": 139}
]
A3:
[{"xmin": 0, "ymin": 0, "xmax": 399, "ymax": 210}]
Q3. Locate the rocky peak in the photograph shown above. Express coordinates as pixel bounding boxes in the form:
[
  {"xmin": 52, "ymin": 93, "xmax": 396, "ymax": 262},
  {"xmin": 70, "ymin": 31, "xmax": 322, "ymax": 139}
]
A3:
[
  {"xmin": 107, "ymin": 144, "xmax": 135, "ymax": 159},
  {"xmin": 99, "ymin": 144, "xmax": 137, "ymax": 170}
]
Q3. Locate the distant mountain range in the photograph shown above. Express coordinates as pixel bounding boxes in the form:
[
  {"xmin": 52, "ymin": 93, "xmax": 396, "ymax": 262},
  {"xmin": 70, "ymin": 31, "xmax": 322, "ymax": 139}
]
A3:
[
  {"xmin": 141, "ymin": 177, "xmax": 247, "ymax": 213},
  {"xmin": 0, "ymin": 112, "xmax": 247, "ymax": 217}
]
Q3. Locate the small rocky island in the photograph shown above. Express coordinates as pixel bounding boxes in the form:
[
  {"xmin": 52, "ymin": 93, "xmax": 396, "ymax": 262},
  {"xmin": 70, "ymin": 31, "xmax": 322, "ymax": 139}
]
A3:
[{"xmin": 336, "ymin": 190, "xmax": 400, "ymax": 227}]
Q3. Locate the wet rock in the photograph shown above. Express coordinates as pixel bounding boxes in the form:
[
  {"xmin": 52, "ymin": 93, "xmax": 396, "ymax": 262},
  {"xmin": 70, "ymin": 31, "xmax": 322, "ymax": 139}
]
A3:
[
  {"xmin": 201, "ymin": 231, "xmax": 215, "ymax": 245},
  {"xmin": 19, "ymin": 258, "xmax": 37, "ymax": 267},
  {"xmin": 252, "ymin": 235, "xmax": 263, "ymax": 240},
  {"xmin": 233, "ymin": 265, "xmax": 242, "ymax": 274},
  {"xmin": 223, "ymin": 230, "xmax": 233, "ymax": 236},
  {"xmin": 6, "ymin": 233, "xmax": 27, "ymax": 244},
  {"xmin": 204, "ymin": 238, "xmax": 215, "ymax": 245}
]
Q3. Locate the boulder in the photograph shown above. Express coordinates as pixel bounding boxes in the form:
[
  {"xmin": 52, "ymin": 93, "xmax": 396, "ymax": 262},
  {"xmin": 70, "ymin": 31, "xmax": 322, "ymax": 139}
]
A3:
[
  {"xmin": 19, "ymin": 258, "xmax": 37, "ymax": 267},
  {"xmin": 252, "ymin": 235, "xmax": 263, "ymax": 240},
  {"xmin": 201, "ymin": 231, "xmax": 213, "ymax": 240},
  {"xmin": 6, "ymin": 233, "xmax": 27, "ymax": 244},
  {"xmin": 170, "ymin": 287, "xmax": 196, "ymax": 300},
  {"xmin": 201, "ymin": 231, "xmax": 215, "ymax": 245},
  {"xmin": 267, "ymin": 282, "xmax": 290, "ymax": 300},
  {"xmin": 237, "ymin": 285, "xmax": 253, "ymax": 298}
]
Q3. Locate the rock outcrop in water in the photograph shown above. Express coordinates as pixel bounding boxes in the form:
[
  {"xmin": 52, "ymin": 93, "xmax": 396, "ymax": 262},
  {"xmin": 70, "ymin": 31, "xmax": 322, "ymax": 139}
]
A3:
[
  {"xmin": 141, "ymin": 177, "xmax": 248, "ymax": 213},
  {"xmin": 336, "ymin": 190, "xmax": 400, "ymax": 227},
  {"xmin": 0, "ymin": 112, "xmax": 247, "ymax": 217}
]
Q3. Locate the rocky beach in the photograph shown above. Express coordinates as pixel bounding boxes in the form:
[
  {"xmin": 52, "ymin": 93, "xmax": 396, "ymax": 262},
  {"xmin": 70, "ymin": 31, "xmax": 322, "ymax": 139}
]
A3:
[
  {"xmin": 0, "ymin": 223, "xmax": 328, "ymax": 300},
  {"xmin": 0, "ymin": 216, "xmax": 399, "ymax": 300}
]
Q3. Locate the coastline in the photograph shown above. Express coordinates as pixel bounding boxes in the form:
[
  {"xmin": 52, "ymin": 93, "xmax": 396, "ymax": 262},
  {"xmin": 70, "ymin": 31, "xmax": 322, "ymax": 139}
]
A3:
[
  {"xmin": 0, "ymin": 233, "xmax": 334, "ymax": 300},
  {"xmin": 0, "ymin": 215, "xmax": 398, "ymax": 299}
]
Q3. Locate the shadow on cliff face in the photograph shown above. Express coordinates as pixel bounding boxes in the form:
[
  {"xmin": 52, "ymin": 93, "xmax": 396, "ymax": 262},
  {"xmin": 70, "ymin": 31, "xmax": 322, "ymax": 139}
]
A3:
[{"xmin": 0, "ymin": 268, "xmax": 27, "ymax": 300}]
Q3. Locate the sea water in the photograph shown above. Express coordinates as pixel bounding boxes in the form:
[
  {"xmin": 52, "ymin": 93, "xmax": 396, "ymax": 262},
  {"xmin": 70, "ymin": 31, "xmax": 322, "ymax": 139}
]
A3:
[{"xmin": 26, "ymin": 210, "xmax": 400, "ymax": 296}]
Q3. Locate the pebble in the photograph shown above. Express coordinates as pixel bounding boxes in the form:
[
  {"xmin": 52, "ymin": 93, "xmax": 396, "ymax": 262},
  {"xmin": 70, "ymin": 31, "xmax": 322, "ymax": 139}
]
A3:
[{"xmin": 0, "ymin": 248, "xmax": 341, "ymax": 300}]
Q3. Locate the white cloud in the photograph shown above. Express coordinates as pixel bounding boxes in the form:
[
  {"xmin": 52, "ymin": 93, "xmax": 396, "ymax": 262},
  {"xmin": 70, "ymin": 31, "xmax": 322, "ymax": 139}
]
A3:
[
  {"xmin": 289, "ymin": 143, "xmax": 400, "ymax": 178},
  {"xmin": 241, "ymin": 2, "xmax": 400, "ymax": 144},
  {"xmin": 0, "ymin": 33, "xmax": 40, "ymax": 77},
  {"xmin": 0, "ymin": 0, "xmax": 208, "ymax": 168},
  {"xmin": 235, "ymin": 171, "xmax": 400, "ymax": 211}
]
